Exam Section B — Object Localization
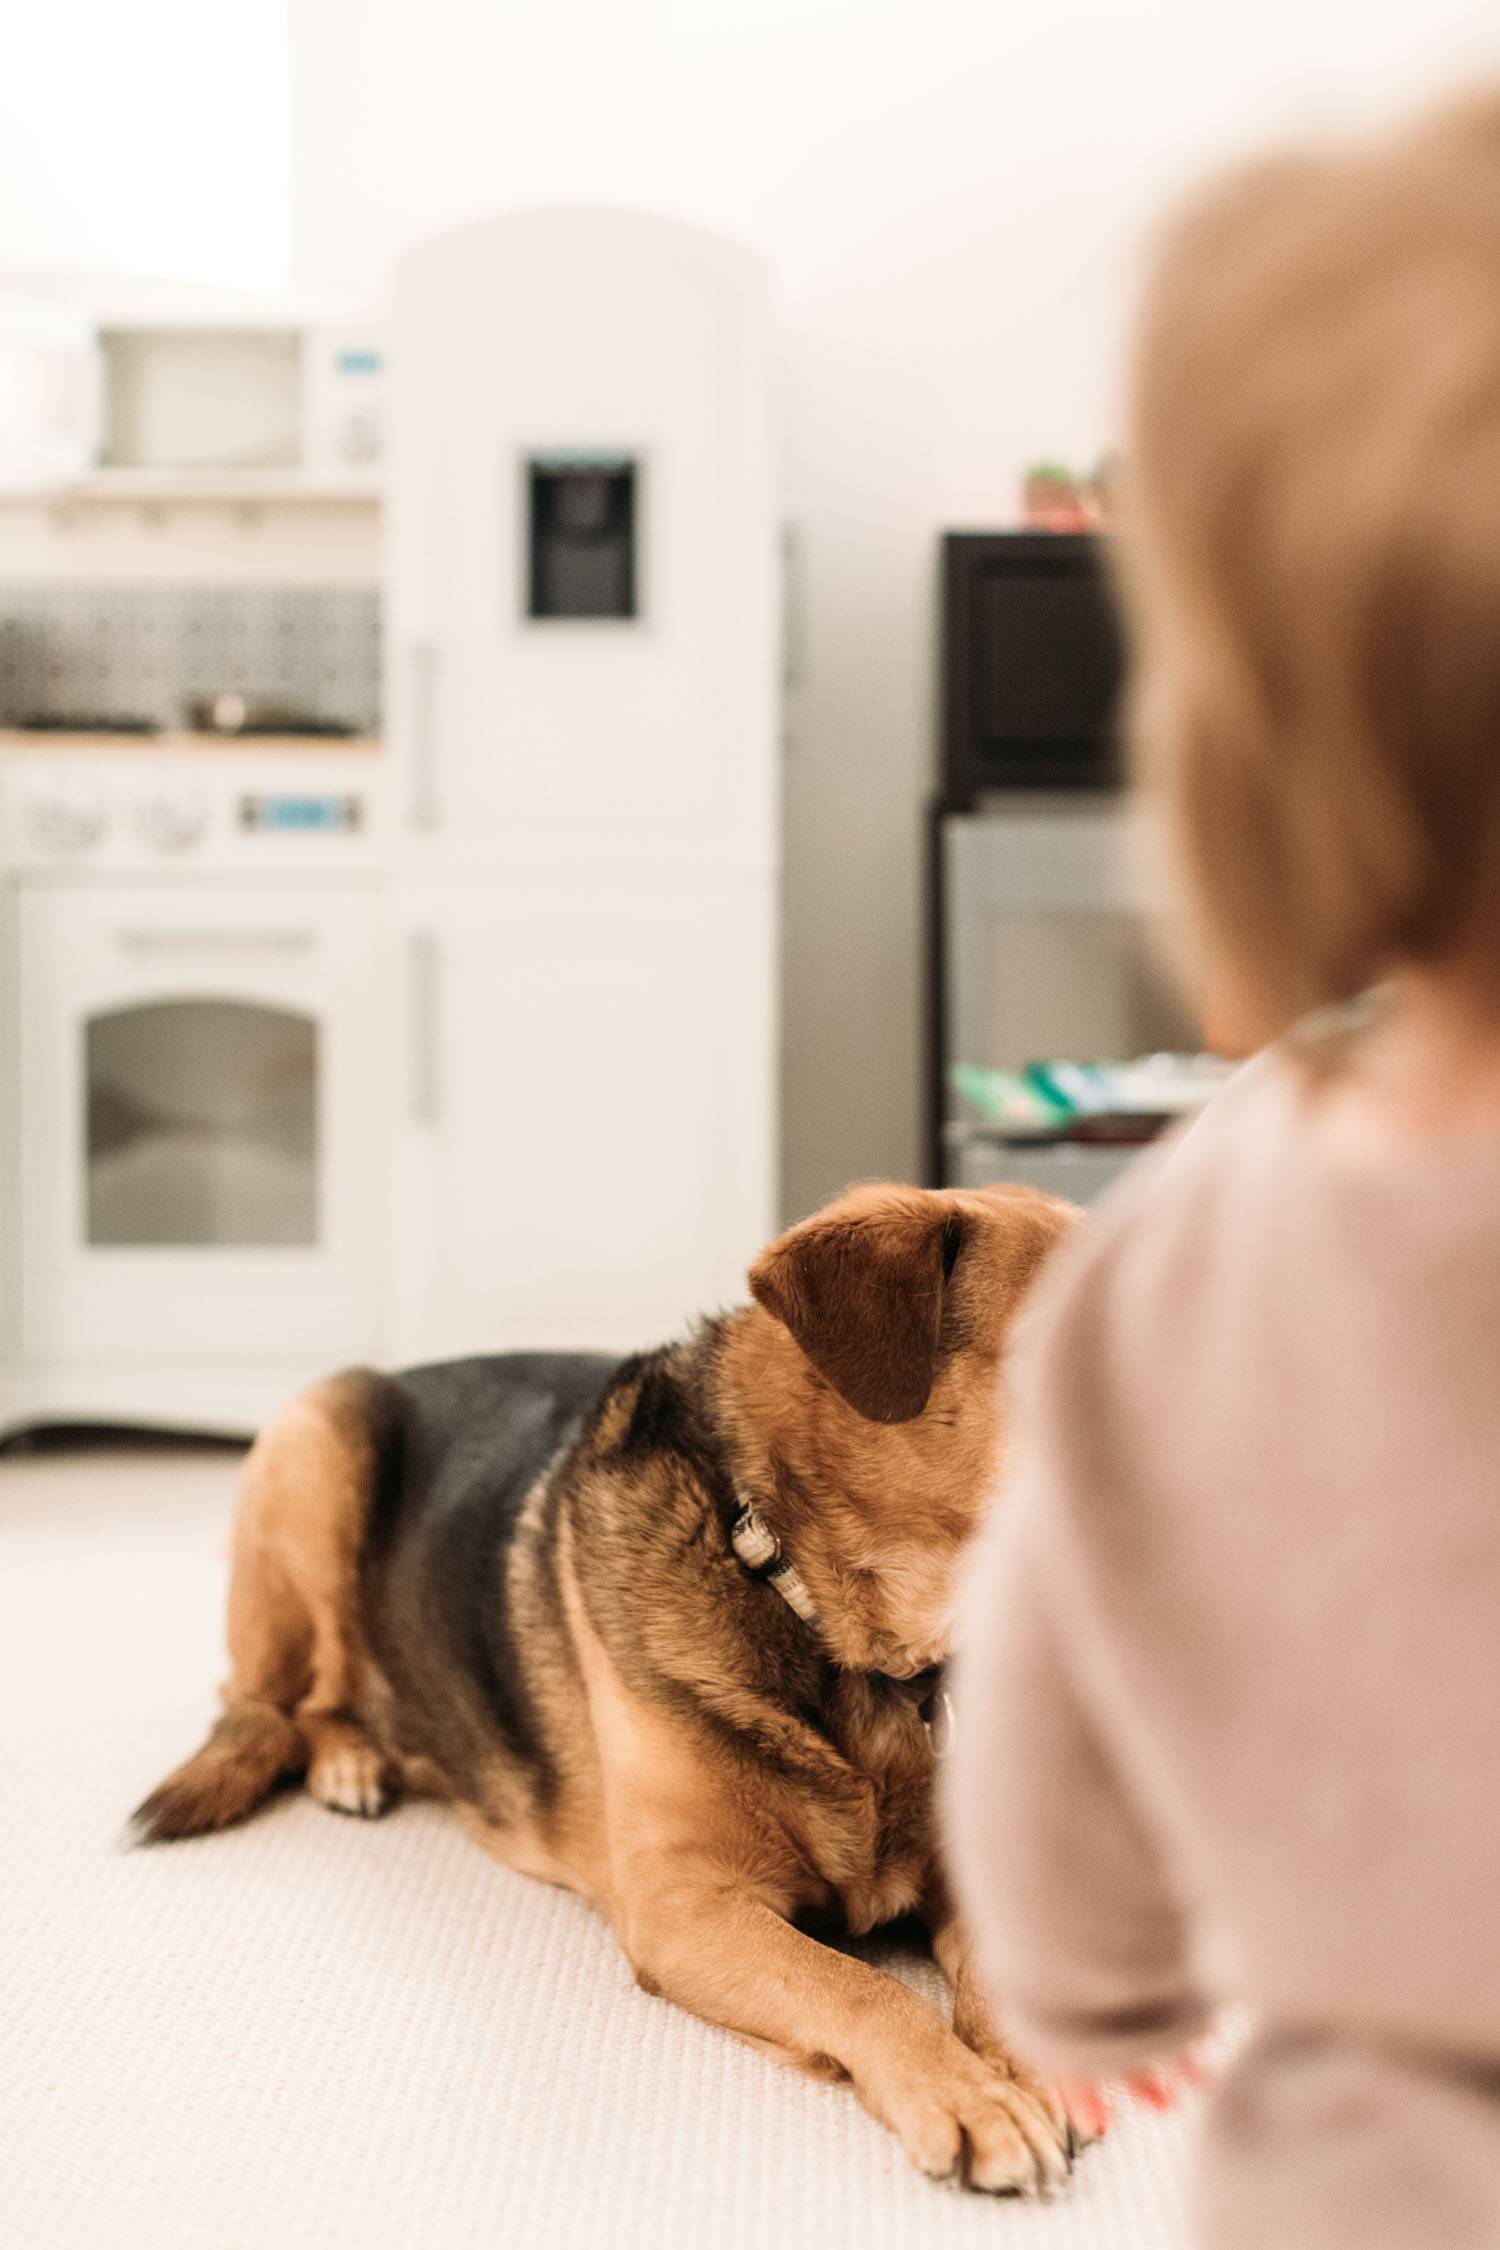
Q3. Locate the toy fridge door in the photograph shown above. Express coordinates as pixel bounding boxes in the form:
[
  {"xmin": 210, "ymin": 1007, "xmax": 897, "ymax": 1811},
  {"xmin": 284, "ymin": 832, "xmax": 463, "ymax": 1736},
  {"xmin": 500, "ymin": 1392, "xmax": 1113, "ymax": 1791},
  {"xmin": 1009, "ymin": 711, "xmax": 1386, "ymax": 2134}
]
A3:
[
  {"xmin": 389, "ymin": 208, "xmax": 776, "ymax": 864},
  {"xmin": 388, "ymin": 869, "xmax": 776, "ymax": 1362}
]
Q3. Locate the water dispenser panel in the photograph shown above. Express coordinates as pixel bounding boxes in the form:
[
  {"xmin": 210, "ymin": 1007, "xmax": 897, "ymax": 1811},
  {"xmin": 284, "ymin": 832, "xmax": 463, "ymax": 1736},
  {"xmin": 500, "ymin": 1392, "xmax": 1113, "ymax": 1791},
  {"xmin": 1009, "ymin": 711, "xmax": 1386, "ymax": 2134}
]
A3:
[{"xmin": 525, "ymin": 452, "xmax": 638, "ymax": 620}]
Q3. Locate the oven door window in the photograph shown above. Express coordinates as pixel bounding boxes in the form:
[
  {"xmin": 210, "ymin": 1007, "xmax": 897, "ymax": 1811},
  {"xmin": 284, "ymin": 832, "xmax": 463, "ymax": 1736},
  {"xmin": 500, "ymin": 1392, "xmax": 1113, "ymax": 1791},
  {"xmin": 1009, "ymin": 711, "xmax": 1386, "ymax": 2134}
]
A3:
[{"xmin": 85, "ymin": 998, "xmax": 318, "ymax": 1248}]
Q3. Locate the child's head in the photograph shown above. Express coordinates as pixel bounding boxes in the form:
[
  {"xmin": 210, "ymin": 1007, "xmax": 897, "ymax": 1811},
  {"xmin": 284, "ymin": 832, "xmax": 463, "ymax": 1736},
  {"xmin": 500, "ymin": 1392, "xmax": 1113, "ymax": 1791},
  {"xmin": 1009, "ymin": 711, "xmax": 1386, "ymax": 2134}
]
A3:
[{"xmin": 1122, "ymin": 90, "xmax": 1500, "ymax": 1050}]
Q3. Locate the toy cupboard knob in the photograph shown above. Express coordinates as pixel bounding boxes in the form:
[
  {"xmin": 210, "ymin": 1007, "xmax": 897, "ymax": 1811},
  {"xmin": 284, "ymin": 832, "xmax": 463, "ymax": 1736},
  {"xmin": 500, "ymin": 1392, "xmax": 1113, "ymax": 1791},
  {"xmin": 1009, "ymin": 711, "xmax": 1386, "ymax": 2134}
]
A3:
[
  {"xmin": 134, "ymin": 784, "xmax": 207, "ymax": 852},
  {"xmin": 25, "ymin": 780, "xmax": 108, "ymax": 854}
]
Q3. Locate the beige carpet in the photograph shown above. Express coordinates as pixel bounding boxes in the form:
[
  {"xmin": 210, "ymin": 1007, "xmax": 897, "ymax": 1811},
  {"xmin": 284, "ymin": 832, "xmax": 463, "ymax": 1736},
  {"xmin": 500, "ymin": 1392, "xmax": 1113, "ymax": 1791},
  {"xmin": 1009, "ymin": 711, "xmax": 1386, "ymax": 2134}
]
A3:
[{"xmin": 1, "ymin": 1441, "xmax": 1206, "ymax": 2250}]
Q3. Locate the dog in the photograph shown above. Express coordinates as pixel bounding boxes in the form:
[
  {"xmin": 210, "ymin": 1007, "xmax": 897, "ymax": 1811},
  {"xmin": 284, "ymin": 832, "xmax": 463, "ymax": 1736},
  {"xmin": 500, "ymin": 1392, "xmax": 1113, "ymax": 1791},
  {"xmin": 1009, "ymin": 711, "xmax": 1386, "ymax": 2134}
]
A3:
[{"xmin": 133, "ymin": 1179, "xmax": 1080, "ymax": 2194}]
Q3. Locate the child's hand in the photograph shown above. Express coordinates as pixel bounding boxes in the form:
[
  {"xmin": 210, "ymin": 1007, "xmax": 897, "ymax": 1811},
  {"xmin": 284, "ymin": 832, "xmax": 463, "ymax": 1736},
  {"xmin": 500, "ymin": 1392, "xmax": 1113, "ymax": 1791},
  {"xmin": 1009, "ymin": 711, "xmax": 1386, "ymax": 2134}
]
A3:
[{"xmin": 1056, "ymin": 2050, "xmax": 1212, "ymax": 2143}]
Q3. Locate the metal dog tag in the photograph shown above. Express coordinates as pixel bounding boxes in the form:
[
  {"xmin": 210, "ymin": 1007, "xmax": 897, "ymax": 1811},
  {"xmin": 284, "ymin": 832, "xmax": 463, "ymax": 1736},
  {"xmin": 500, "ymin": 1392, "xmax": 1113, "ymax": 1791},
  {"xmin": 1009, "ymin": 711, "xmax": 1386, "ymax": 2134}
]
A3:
[{"xmin": 922, "ymin": 1683, "xmax": 957, "ymax": 1758}]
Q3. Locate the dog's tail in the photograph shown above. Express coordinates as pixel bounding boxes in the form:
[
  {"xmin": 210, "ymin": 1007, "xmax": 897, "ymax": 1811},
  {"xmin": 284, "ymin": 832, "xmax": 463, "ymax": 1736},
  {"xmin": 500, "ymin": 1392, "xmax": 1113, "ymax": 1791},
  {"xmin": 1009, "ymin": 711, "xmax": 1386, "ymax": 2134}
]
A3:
[{"xmin": 129, "ymin": 1699, "xmax": 305, "ymax": 1844}]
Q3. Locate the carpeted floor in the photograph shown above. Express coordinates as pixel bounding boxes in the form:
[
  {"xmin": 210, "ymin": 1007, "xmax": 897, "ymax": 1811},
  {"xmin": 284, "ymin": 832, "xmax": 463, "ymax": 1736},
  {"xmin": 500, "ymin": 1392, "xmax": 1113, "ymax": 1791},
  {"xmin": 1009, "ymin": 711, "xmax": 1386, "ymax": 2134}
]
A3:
[{"xmin": 1, "ymin": 1441, "xmax": 1207, "ymax": 2250}]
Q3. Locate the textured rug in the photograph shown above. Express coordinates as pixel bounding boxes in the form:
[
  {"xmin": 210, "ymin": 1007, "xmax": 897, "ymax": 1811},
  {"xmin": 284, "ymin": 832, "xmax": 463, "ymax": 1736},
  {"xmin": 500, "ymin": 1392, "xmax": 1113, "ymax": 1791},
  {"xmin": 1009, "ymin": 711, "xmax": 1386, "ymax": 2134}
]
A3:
[{"xmin": 1, "ymin": 1440, "xmax": 1205, "ymax": 2250}]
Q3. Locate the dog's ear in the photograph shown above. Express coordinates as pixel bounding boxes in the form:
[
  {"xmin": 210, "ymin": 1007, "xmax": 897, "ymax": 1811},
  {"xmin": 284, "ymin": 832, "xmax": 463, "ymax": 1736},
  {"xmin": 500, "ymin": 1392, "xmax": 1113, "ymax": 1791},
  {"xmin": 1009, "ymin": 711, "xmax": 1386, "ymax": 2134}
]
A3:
[{"xmin": 748, "ymin": 1194, "xmax": 962, "ymax": 1424}]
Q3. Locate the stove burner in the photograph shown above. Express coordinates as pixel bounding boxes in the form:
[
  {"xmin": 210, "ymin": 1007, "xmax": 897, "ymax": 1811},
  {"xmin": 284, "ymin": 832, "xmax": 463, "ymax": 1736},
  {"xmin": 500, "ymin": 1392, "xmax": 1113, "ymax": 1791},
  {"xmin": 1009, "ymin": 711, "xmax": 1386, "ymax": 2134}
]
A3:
[
  {"xmin": 229, "ymin": 719, "xmax": 360, "ymax": 739},
  {"xmin": 20, "ymin": 713, "xmax": 161, "ymax": 736}
]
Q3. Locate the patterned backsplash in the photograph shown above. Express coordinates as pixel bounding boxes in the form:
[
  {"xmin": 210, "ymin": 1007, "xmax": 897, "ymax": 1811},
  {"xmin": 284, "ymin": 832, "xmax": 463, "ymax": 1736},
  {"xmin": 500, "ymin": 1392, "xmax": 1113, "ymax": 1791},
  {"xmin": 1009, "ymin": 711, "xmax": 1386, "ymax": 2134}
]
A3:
[{"xmin": 0, "ymin": 584, "xmax": 381, "ymax": 732}]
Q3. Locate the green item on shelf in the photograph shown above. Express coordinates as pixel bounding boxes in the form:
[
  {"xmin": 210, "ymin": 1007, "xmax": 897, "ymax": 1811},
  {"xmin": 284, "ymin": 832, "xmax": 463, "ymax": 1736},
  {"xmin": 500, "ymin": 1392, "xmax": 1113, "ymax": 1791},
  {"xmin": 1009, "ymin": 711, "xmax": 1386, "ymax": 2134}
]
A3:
[
  {"xmin": 949, "ymin": 1063, "xmax": 1069, "ymax": 1133},
  {"xmin": 1022, "ymin": 1061, "xmax": 1085, "ymax": 1117}
]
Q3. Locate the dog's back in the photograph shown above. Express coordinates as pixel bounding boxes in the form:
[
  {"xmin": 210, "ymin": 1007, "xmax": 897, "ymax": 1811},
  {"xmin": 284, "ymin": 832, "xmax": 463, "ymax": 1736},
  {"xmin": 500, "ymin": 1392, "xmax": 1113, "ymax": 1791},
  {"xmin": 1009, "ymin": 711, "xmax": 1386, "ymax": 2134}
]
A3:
[{"xmin": 359, "ymin": 1353, "xmax": 621, "ymax": 1804}]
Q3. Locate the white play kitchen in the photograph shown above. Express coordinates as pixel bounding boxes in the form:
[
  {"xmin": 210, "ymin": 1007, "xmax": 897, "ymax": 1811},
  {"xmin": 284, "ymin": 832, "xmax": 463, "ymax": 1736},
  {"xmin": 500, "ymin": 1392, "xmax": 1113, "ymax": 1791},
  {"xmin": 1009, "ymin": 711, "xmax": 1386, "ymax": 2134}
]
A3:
[{"xmin": 0, "ymin": 210, "xmax": 778, "ymax": 1441}]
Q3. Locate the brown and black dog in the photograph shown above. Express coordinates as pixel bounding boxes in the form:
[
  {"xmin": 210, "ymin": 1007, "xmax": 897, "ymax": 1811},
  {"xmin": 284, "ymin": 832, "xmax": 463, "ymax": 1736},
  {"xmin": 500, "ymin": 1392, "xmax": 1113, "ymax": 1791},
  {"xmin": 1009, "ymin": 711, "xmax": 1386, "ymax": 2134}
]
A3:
[{"xmin": 134, "ymin": 1180, "xmax": 1080, "ymax": 2194}]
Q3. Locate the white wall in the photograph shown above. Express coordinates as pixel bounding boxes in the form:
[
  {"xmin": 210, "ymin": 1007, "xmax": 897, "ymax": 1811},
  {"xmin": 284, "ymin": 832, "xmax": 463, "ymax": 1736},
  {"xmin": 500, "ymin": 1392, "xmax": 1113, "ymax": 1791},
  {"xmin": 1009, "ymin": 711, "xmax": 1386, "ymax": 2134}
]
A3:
[
  {"xmin": 291, "ymin": 0, "xmax": 1500, "ymax": 1220},
  {"xmin": 2, "ymin": 5, "xmax": 289, "ymax": 289}
]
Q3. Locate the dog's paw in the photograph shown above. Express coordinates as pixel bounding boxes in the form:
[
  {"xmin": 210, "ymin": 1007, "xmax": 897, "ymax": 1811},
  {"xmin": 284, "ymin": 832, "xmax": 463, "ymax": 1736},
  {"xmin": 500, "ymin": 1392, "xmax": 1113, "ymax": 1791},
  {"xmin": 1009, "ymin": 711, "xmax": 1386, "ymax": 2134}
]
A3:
[
  {"xmin": 952, "ymin": 2013, "xmax": 1098, "ymax": 2159},
  {"xmin": 308, "ymin": 1742, "xmax": 389, "ymax": 1819},
  {"xmin": 879, "ymin": 2042, "xmax": 1073, "ymax": 2196},
  {"xmin": 999, "ymin": 2054, "xmax": 1100, "ymax": 2159}
]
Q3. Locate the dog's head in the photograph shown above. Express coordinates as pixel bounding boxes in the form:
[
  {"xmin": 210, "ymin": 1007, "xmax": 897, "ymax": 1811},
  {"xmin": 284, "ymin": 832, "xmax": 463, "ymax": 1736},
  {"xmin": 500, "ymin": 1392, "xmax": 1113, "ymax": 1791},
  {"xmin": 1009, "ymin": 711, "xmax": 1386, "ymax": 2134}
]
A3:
[{"xmin": 737, "ymin": 1181, "xmax": 1076, "ymax": 1678}]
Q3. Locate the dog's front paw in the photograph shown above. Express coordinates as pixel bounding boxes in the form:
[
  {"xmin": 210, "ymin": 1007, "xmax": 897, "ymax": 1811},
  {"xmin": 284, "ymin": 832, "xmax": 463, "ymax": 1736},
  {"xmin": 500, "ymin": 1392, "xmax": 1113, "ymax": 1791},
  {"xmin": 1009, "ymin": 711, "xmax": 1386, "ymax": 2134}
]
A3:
[
  {"xmin": 875, "ymin": 2040, "xmax": 1073, "ymax": 2196},
  {"xmin": 972, "ymin": 2043, "xmax": 1099, "ymax": 2158}
]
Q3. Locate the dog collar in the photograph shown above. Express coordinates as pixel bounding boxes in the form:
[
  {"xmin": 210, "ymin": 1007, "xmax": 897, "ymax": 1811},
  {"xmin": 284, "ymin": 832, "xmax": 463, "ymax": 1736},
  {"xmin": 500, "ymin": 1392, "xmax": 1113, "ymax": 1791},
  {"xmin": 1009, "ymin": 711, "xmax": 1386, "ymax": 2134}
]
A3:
[
  {"xmin": 729, "ymin": 1504, "xmax": 957, "ymax": 1755},
  {"xmin": 730, "ymin": 1504, "xmax": 821, "ymax": 1627}
]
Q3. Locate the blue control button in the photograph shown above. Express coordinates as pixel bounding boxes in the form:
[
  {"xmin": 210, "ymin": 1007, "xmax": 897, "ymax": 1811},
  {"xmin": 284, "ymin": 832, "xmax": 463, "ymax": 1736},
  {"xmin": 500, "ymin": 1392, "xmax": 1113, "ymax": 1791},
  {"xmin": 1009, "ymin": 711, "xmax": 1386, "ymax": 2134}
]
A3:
[{"xmin": 238, "ymin": 795, "xmax": 361, "ymax": 833}]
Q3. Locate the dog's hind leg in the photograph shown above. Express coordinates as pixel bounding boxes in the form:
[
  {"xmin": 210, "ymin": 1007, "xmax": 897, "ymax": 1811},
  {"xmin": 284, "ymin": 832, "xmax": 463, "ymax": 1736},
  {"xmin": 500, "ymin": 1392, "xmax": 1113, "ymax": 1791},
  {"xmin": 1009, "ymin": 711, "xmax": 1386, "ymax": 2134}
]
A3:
[
  {"xmin": 297, "ymin": 1567, "xmax": 390, "ymax": 1822},
  {"xmin": 131, "ymin": 1370, "xmax": 391, "ymax": 1841},
  {"xmin": 131, "ymin": 1495, "xmax": 310, "ymax": 1842}
]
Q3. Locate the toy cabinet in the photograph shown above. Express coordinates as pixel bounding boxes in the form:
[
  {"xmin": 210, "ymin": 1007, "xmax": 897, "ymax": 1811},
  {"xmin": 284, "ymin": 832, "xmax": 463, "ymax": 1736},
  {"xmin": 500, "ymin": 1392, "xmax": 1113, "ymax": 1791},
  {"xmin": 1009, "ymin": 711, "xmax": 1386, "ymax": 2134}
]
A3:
[
  {"xmin": 0, "ymin": 208, "xmax": 778, "ymax": 1439},
  {"xmin": 17, "ymin": 881, "xmax": 384, "ymax": 1367}
]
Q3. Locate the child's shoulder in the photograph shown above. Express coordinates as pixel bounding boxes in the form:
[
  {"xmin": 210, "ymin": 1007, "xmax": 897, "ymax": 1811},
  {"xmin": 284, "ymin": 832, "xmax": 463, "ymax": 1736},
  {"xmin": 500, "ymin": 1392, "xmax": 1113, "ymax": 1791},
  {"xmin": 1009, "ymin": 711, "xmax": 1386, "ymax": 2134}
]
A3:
[
  {"xmin": 1010, "ymin": 1046, "xmax": 1300, "ymax": 1403},
  {"xmin": 1098, "ymin": 1042, "xmax": 1298, "ymax": 1238}
]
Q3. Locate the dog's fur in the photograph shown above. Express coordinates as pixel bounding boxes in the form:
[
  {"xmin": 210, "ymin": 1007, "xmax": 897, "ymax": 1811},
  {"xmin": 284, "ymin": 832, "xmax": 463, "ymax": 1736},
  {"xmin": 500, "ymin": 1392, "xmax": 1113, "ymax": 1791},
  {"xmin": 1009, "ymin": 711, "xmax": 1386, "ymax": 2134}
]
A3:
[{"xmin": 134, "ymin": 1180, "xmax": 1080, "ymax": 2193}]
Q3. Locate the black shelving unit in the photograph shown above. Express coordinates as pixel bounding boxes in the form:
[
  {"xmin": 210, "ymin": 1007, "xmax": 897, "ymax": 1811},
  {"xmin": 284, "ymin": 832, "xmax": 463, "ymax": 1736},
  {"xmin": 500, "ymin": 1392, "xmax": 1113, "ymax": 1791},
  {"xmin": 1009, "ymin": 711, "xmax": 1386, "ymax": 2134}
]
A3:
[{"xmin": 926, "ymin": 531, "xmax": 1143, "ymax": 1192}]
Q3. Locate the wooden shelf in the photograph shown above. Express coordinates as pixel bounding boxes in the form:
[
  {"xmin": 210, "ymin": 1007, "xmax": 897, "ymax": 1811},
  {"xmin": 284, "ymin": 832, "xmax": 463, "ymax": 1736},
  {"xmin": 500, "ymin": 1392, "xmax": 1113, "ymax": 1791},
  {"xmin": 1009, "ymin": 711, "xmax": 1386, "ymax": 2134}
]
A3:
[
  {"xmin": 0, "ymin": 470, "xmax": 383, "ymax": 506},
  {"xmin": 0, "ymin": 730, "xmax": 382, "ymax": 754}
]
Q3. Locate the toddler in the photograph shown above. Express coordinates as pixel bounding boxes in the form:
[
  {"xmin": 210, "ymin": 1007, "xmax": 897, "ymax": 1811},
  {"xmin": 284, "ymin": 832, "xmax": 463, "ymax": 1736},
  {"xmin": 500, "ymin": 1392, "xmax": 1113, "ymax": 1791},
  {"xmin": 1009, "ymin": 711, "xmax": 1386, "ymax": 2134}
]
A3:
[{"xmin": 945, "ymin": 89, "xmax": 1500, "ymax": 2250}]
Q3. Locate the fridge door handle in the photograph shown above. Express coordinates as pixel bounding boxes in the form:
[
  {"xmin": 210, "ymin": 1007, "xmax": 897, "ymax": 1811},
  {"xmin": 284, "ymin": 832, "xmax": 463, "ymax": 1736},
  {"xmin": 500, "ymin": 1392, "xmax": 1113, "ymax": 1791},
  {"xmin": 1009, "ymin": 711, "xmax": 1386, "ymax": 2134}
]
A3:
[
  {"xmin": 780, "ymin": 518, "xmax": 806, "ymax": 696},
  {"xmin": 408, "ymin": 639, "xmax": 440, "ymax": 834},
  {"xmin": 409, "ymin": 928, "xmax": 440, "ymax": 1124},
  {"xmin": 117, "ymin": 928, "xmax": 316, "ymax": 954}
]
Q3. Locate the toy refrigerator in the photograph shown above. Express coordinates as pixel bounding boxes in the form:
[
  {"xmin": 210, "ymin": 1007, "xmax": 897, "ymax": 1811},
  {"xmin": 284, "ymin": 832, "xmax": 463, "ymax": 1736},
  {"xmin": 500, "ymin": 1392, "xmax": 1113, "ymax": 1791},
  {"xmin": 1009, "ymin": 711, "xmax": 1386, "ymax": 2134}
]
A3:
[{"xmin": 386, "ymin": 206, "xmax": 778, "ymax": 1359}]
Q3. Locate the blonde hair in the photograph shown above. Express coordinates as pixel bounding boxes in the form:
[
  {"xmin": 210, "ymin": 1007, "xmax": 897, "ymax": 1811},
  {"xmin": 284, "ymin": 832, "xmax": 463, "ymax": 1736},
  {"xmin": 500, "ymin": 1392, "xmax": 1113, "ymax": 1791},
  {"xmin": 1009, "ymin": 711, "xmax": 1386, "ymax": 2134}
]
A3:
[{"xmin": 1122, "ymin": 90, "xmax": 1500, "ymax": 1048}]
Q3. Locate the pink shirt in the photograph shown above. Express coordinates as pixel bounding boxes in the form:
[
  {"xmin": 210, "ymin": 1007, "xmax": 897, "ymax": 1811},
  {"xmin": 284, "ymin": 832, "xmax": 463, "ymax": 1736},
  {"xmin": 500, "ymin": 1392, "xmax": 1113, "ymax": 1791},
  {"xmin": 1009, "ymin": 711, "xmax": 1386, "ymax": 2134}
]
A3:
[{"xmin": 945, "ymin": 1046, "xmax": 1500, "ymax": 2247}]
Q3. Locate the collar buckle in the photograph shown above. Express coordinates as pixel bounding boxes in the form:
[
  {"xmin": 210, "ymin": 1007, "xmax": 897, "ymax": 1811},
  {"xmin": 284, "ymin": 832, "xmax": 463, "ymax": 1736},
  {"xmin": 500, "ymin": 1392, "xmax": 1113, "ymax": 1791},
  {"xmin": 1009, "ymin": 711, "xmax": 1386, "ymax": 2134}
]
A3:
[{"xmin": 730, "ymin": 1504, "xmax": 821, "ymax": 1628}]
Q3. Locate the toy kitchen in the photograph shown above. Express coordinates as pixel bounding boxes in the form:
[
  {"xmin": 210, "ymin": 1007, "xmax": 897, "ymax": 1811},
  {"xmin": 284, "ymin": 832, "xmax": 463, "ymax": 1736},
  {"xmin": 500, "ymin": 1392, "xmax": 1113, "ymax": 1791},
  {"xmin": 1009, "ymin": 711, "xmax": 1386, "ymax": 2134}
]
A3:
[{"xmin": 0, "ymin": 212, "xmax": 778, "ymax": 1443}]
